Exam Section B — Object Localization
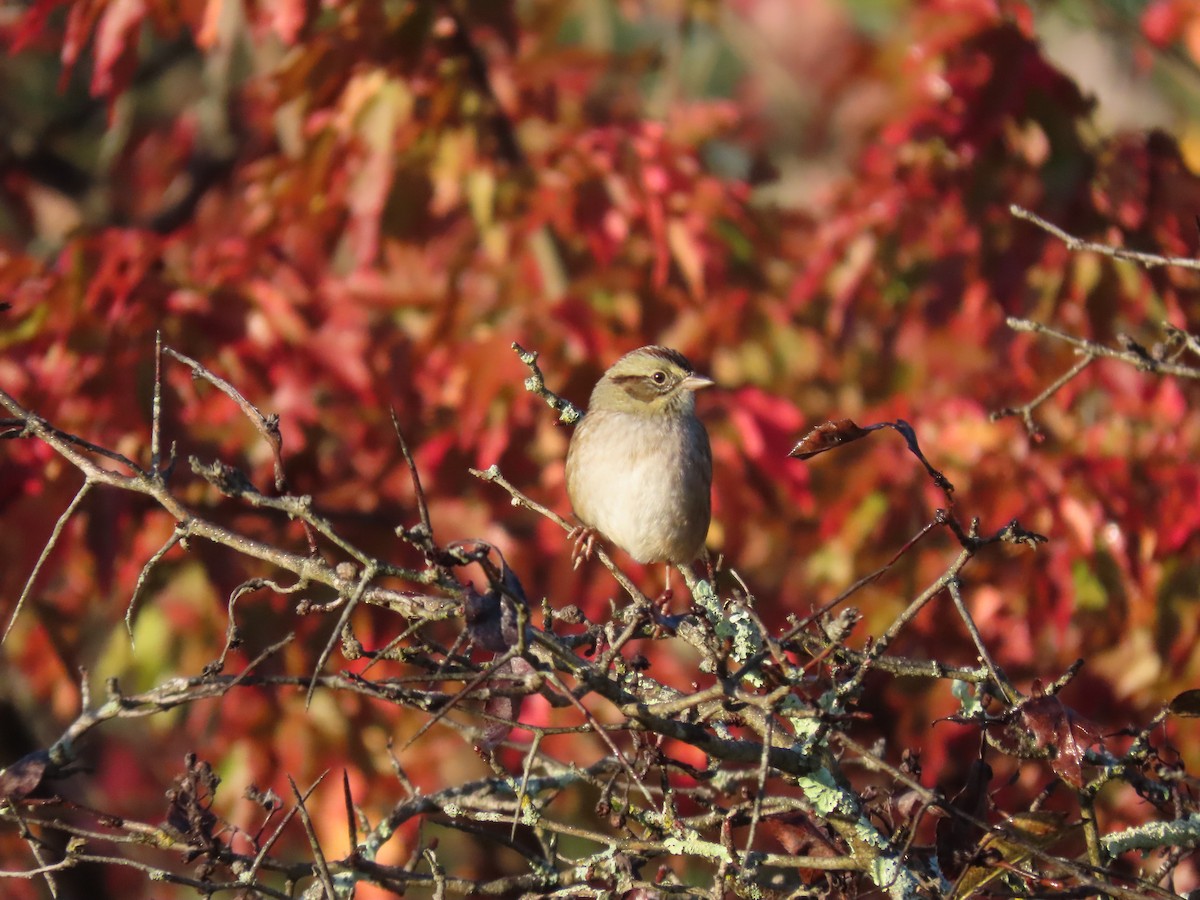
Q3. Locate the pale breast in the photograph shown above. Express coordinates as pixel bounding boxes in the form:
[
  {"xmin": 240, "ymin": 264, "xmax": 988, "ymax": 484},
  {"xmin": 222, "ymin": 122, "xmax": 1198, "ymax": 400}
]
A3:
[{"xmin": 566, "ymin": 409, "xmax": 711, "ymax": 563}]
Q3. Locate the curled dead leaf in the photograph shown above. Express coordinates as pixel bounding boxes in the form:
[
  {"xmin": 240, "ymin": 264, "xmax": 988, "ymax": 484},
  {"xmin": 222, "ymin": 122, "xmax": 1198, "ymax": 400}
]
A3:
[
  {"xmin": 787, "ymin": 419, "xmax": 873, "ymax": 460},
  {"xmin": 1169, "ymin": 689, "xmax": 1200, "ymax": 717}
]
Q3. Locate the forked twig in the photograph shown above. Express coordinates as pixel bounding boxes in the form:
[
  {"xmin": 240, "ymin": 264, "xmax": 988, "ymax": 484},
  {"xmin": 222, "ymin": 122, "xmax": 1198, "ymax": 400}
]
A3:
[
  {"xmin": 163, "ymin": 347, "xmax": 288, "ymax": 490},
  {"xmin": 992, "ymin": 355, "xmax": 1094, "ymax": 436},
  {"xmin": 510, "ymin": 342, "xmax": 582, "ymax": 424}
]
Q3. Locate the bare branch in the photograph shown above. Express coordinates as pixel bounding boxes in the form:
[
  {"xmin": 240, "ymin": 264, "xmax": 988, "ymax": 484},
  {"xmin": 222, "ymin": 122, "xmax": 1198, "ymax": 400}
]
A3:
[{"xmin": 1011, "ymin": 204, "xmax": 1200, "ymax": 271}]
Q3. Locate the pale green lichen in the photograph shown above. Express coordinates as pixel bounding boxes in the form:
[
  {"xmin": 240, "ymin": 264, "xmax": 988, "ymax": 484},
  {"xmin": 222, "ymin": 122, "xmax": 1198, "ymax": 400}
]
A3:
[
  {"xmin": 691, "ymin": 578, "xmax": 765, "ymax": 687},
  {"xmin": 662, "ymin": 834, "xmax": 733, "ymax": 861},
  {"xmin": 787, "ymin": 714, "xmax": 824, "ymax": 755},
  {"xmin": 797, "ymin": 768, "xmax": 939, "ymax": 899},
  {"xmin": 1100, "ymin": 813, "xmax": 1200, "ymax": 856},
  {"xmin": 796, "ymin": 769, "xmax": 857, "ymax": 817},
  {"xmin": 952, "ymin": 679, "xmax": 983, "ymax": 717}
]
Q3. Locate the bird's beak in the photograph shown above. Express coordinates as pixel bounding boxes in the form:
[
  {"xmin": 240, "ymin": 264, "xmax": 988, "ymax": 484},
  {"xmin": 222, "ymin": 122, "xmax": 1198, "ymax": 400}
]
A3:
[{"xmin": 681, "ymin": 374, "xmax": 715, "ymax": 392}]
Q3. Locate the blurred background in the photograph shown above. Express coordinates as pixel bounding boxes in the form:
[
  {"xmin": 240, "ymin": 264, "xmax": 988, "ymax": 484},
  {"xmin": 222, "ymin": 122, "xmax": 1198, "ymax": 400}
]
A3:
[{"xmin": 2, "ymin": 0, "xmax": 1200, "ymax": 895}]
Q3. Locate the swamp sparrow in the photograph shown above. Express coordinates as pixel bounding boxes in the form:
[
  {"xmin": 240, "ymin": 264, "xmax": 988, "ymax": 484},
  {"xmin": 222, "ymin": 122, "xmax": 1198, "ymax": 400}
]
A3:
[{"xmin": 565, "ymin": 346, "xmax": 713, "ymax": 567}]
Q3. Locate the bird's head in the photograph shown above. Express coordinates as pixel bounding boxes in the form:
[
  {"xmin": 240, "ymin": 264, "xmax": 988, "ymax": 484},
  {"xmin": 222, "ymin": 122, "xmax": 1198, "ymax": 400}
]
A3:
[{"xmin": 590, "ymin": 345, "xmax": 713, "ymax": 417}]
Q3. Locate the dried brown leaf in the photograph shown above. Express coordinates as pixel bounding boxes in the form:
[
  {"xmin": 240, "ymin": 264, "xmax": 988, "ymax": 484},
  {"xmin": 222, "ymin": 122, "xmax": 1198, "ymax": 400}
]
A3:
[
  {"xmin": 787, "ymin": 419, "xmax": 873, "ymax": 460},
  {"xmin": 0, "ymin": 751, "xmax": 49, "ymax": 801}
]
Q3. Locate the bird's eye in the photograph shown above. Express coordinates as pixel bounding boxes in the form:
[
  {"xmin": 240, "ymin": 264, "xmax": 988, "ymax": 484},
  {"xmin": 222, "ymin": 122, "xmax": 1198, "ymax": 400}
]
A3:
[{"xmin": 651, "ymin": 371, "xmax": 667, "ymax": 385}]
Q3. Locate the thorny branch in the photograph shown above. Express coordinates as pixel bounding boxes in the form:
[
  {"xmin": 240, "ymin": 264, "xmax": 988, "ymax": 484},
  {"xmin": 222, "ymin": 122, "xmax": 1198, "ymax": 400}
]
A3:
[{"xmin": 0, "ymin": 343, "xmax": 1194, "ymax": 899}]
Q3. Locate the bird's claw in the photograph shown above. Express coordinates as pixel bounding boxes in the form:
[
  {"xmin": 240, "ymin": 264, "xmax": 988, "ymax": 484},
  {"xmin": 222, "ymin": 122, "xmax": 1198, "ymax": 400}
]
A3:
[
  {"xmin": 568, "ymin": 525, "xmax": 597, "ymax": 569},
  {"xmin": 654, "ymin": 588, "xmax": 674, "ymax": 613}
]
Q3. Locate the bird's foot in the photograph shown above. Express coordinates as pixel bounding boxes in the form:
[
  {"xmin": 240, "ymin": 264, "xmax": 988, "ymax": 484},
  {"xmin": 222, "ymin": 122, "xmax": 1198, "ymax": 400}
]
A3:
[
  {"xmin": 654, "ymin": 588, "xmax": 675, "ymax": 614},
  {"xmin": 568, "ymin": 525, "xmax": 598, "ymax": 569}
]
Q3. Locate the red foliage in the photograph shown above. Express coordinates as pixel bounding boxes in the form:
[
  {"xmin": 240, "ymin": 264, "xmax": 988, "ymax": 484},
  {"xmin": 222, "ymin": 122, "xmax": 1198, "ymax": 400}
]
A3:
[{"xmin": 2, "ymin": 0, "xmax": 1200, "ymax": 894}]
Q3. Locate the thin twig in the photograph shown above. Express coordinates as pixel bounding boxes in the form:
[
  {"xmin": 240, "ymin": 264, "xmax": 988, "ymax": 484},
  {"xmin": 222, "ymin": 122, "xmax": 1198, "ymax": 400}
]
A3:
[
  {"xmin": 163, "ymin": 347, "xmax": 288, "ymax": 490},
  {"xmin": 287, "ymin": 773, "xmax": 335, "ymax": 899},
  {"xmin": 125, "ymin": 524, "xmax": 187, "ymax": 643},
  {"xmin": 946, "ymin": 578, "xmax": 1016, "ymax": 704},
  {"xmin": 4, "ymin": 480, "xmax": 93, "ymax": 644},
  {"xmin": 511, "ymin": 732, "xmax": 542, "ymax": 841},
  {"xmin": 992, "ymin": 354, "xmax": 1094, "ymax": 436},
  {"xmin": 151, "ymin": 331, "xmax": 163, "ymax": 476},
  {"xmin": 743, "ymin": 713, "xmax": 772, "ymax": 863},
  {"xmin": 306, "ymin": 564, "xmax": 378, "ymax": 708},
  {"xmin": 834, "ymin": 546, "xmax": 974, "ymax": 705},
  {"xmin": 470, "ymin": 464, "xmax": 648, "ymax": 604},
  {"xmin": 510, "ymin": 342, "xmax": 582, "ymax": 424},
  {"xmin": 1006, "ymin": 318, "xmax": 1200, "ymax": 380},
  {"xmin": 1011, "ymin": 204, "xmax": 1200, "ymax": 271},
  {"xmin": 543, "ymin": 670, "xmax": 655, "ymax": 806},
  {"xmin": 390, "ymin": 408, "xmax": 435, "ymax": 539}
]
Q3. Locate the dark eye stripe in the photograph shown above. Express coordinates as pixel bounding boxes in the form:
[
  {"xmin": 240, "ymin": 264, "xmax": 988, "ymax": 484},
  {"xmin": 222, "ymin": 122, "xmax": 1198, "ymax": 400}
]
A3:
[{"xmin": 613, "ymin": 373, "xmax": 673, "ymax": 402}]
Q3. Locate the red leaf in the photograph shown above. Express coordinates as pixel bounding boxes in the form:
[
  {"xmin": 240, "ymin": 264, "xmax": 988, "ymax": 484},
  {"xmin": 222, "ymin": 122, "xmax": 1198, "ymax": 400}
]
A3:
[
  {"xmin": 1142, "ymin": 0, "xmax": 1185, "ymax": 46},
  {"xmin": 1014, "ymin": 692, "xmax": 1103, "ymax": 789},
  {"xmin": 270, "ymin": 0, "xmax": 310, "ymax": 46},
  {"xmin": 761, "ymin": 812, "xmax": 842, "ymax": 857},
  {"xmin": 479, "ymin": 657, "xmax": 535, "ymax": 752},
  {"xmin": 9, "ymin": 0, "xmax": 70, "ymax": 54},
  {"xmin": 91, "ymin": 0, "xmax": 147, "ymax": 101}
]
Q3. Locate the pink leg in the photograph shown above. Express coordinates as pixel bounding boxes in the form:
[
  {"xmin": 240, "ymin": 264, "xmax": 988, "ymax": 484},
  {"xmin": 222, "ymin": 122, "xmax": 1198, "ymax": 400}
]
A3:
[{"xmin": 567, "ymin": 524, "xmax": 598, "ymax": 569}]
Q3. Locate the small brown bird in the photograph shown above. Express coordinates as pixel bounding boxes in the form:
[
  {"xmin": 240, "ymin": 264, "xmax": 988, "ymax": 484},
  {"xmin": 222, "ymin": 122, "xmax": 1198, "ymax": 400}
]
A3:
[{"xmin": 565, "ymin": 345, "xmax": 713, "ymax": 567}]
